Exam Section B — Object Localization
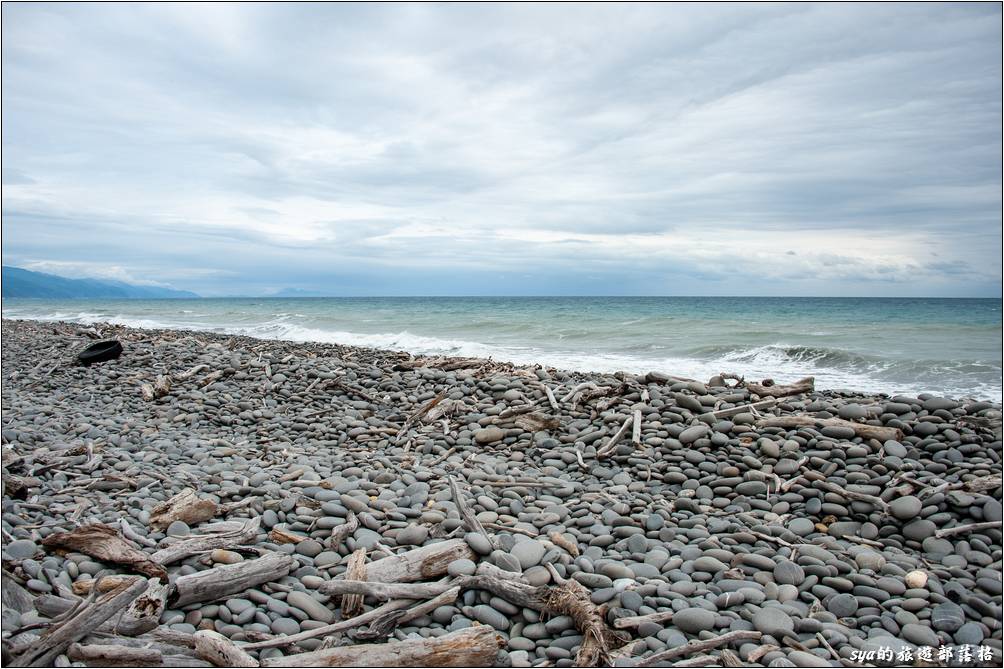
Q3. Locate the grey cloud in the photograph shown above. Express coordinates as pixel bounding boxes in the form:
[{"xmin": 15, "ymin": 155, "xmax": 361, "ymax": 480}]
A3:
[{"xmin": 1, "ymin": 2, "xmax": 1000, "ymax": 297}]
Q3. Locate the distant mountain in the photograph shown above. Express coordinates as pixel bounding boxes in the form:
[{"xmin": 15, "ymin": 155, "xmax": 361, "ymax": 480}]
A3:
[{"xmin": 1, "ymin": 266, "xmax": 199, "ymax": 299}]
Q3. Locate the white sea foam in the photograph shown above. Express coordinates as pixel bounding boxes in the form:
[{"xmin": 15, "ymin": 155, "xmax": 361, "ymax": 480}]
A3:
[{"xmin": 3, "ymin": 305, "xmax": 1000, "ymax": 401}]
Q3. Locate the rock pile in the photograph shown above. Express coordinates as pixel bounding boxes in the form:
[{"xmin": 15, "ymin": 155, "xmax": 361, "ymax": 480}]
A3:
[{"xmin": 1, "ymin": 319, "xmax": 1001, "ymax": 667}]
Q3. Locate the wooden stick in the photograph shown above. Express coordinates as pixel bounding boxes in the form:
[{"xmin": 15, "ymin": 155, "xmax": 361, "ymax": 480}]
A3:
[
  {"xmin": 361, "ymin": 539, "xmax": 474, "ymax": 584},
  {"xmin": 701, "ymin": 398, "xmax": 777, "ymax": 420},
  {"xmin": 10, "ymin": 577, "xmax": 149, "ymax": 668},
  {"xmin": 193, "ymin": 630, "xmax": 259, "ymax": 667},
  {"xmin": 242, "ymin": 598, "xmax": 413, "ymax": 650},
  {"xmin": 353, "ymin": 586, "xmax": 462, "ymax": 641},
  {"xmin": 934, "ymin": 520, "xmax": 1003, "ymax": 538},
  {"xmin": 757, "ymin": 415, "xmax": 902, "ymax": 442},
  {"xmin": 172, "ymin": 553, "xmax": 297, "ymax": 607},
  {"xmin": 636, "ymin": 630, "xmax": 762, "ymax": 666},
  {"xmin": 67, "ymin": 642, "xmax": 161, "ymax": 666},
  {"xmin": 632, "ymin": 410, "xmax": 642, "ymax": 445},
  {"xmin": 260, "ymin": 625, "xmax": 502, "ymax": 667},
  {"xmin": 115, "ymin": 577, "xmax": 171, "ymax": 636},
  {"xmin": 320, "ymin": 580, "xmax": 454, "ymax": 600},
  {"xmin": 812, "ymin": 479, "xmax": 890, "ymax": 514},
  {"xmin": 327, "ymin": 509, "xmax": 358, "ymax": 550},
  {"xmin": 613, "ymin": 609, "xmax": 674, "ymax": 629},
  {"xmin": 748, "ymin": 376, "xmax": 814, "ymax": 398},
  {"xmin": 597, "ymin": 416, "xmax": 633, "ymax": 458},
  {"xmin": 448, "ymin": 475, "xmax": 495, "ymax": 550},
  {"xmin": 341, "ymin": 547, "xmax": 367, "ymax": 618},
  {"xmin": 151, "ymin": 517, "xmax": 261, "ymax": 565}
]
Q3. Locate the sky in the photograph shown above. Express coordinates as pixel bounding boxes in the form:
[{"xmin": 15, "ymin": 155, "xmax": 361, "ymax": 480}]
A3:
[{"xmin": 2, "ymin": 2, "xmax": 1001, "ymax": 298}]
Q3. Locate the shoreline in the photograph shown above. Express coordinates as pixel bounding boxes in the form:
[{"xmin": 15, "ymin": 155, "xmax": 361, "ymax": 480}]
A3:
[
  {"xmin": 2, "ymin": 318, "xmax": 1002, "ymax": 666},
  {"xmin": 2, "ymin": 315, "xmax": 999, "ymax": 403}
]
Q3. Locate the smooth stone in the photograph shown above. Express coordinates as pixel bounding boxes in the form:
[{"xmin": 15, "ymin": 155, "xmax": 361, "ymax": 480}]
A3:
[
  {"xmin": 465, "ymin": 532, "xmax": 493, "ymax": 556},
  {"xmin": 773, "ymin": 560, "xmax": 805, "ymax": 586},
  {"xmin": 511, "ymin": 540, "xmax": 546, "ymax": 569},
  {"xmin": 448, "ymin": 559, "xmax": 478, "ymax": 577},
  {"xmin": 673, "ymin": 608, "xmax": 716, "ymax": 634},
  {"xmin": 270, "ymin": 617, "xmax": 301, "ymax": 636},
  {"xmin": 295, "ymin": 540, "xmax": 324, "ymax": 557},
  {"xmin": 828, "ymin": 593, "xmax": 858, "ymax": 618},
  {"xmin": 930, "ymin": 602, "xmax": 965, "ymax": 632},
  {"xmin": 753, "ymin": 607, "xmax": 794, "ymax": 637},
  {"xmin": 474, "ymin": 427, "xmax": 505, "ymax": 444},
  {"xmin": 287, "ymin": 590, "xmax": 334, "ymax": 623},
  {"xmin": 166, "ymin": 521, "xmax": 190, "ymax": 537},
  {"xmin": 4, "ymin": 540, "xmax": 38, "ymax": 560},
  {"xmin": 889, "ymin": 496, "xmax": 923, "ymax": 520}
]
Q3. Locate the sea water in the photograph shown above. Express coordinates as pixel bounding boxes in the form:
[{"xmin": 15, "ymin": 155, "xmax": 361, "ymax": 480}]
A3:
[{"xmin": 3, "ymin": 296, "xmax": 1001, "ymax": 401}]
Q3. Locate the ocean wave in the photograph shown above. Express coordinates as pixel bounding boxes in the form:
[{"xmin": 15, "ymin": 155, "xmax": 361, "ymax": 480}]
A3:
[{"xmin": 3, "ymin": 307, "xmax": 999, "ymax": 401}]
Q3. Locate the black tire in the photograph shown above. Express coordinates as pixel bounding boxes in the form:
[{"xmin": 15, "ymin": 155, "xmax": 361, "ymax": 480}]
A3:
[{"xmin": 77, "ymin": 340, "xmax": 123, "ymax": 365}]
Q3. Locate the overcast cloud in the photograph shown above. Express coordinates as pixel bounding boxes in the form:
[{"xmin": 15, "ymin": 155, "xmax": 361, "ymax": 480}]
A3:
[{"xmin": 2, "ymin": 2, "xmax": 1001, "ymax": 297}]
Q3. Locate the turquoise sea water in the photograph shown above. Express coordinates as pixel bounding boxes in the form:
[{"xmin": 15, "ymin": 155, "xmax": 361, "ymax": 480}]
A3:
[{"xmin": 3, "ymin": 296, "xmax": 1001, "ymax": 401}]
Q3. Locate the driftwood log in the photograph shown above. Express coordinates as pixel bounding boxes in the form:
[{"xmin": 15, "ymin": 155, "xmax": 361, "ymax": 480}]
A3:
[
  {"xmin": 151, "ymin": 517, "xmax": 261, "ymax": 565},
  {"xmin": 10, "ymin": 577, "xmax": 149, "ymax": 668},
  {"xmin": 193, "ymin": 629, "xmax": 259, "ymax": 667},
  {"xmin": 319, "ymin": 580, "xmax": 454, "ymax": 600},
  {"xmin": 748, "ymin": 376, "xmax": 814, "ymax": 398},
  {"xmin": 361, "ymin": 538, "xmax": 474, "ymax": 583},
  {"xmin": 452, "ymin": 573, "xmax": 628, "ymax": 666},
  {"xmin": 172, "ymin": 553, "xmax": 297, "ymax": 607},
  {"xmin": 260, "ymin": 625, "xmax": 503, "ymax": 667},
  {"xmin": 116, "ymin": 577, "xmax": 171, "ymax": 636},
  {"xmin": 757, "ymin": 415, "xmax": 903, "ymax": 441},
  {"xmin": 341, "ymin": 547, "xmax": 367, "ymax": 618},
  {"xmin": 148, "ymin": 488, "xmax": 254, "ymax": 531},
  {"xmin": 636, "ymin": 629, "xmax": 762, "ymax": 666},
  {"xmin": 67, "ymin": 642, "xmax": 161, "ymax": 666},
  {"xmin": 41, "ymin": 524, "xmax": 167, "ymax": 579}
]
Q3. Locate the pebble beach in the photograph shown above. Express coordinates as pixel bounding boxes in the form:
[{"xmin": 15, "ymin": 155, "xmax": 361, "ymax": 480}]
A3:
[{"xmin": 2, "ymin": 317, "xmax": 1002, "ymax": 667}]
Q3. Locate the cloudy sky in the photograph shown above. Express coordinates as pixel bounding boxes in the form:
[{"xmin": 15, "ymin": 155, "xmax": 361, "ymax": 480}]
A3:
[{"xmin": 2, "ymin": 2, "xmax": 1001, "ymax": 297}]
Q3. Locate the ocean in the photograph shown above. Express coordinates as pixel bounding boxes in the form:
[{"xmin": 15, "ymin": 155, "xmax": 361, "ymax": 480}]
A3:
[{"xmin": 3, "ymin": 296, "xmax": 1001, "ymax": 402}]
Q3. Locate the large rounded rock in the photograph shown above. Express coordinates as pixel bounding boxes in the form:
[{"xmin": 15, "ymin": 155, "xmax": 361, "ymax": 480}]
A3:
[
  {"xmin": 753, "ymin": 607, "xmax": 794, "ymax": 637},
  {"xmin": 673, "ymin": 608, "xmax": 716, "ymax": 634},
  {"xmin": 889, "ymin": 496, "xmax": 923, "ymax": 520},
  {"xmin": 511, "ymin": 540, "xmax": 546, "ymax": 569},
  {"xmin": 931, "ymin": 602, "xmax": 965, "ymax": 632},
  {"xmin": 773, "ymin": 560, "xmax": 805, "ymax": 586},
  {"xmin": 827, "ymin": 593, "xmax": 858, "ymax": 618}
]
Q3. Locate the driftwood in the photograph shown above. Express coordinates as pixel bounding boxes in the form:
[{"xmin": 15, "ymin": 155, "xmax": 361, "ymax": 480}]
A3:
[
  {"xmin": 596, "ymin": 416, "xmax": 633, "ymax": 458},
  {"xmin": 934, "ymin": 520, "xmax": 1003, "ymax": 538},
  {"xmin": 140, "ymin": 375, "xmax": 172, "ymax": 402},
  {"xmin": 341, "ymin": 547, "xmax": 367, "ymax": 618},
  {"xmin": 68, "ymin": 642, "xmax": 161, "ymax": 666},
  {"xmin": 353, "ymin": 586, "xmax": 461, "ymax": 640},
  {"xmin": 636, "ymin": 629, "xmax": 762, "ymax": 666},
  {"xmin": 242, "ymin": 598, "xmax": 414, "ymax": 650},
  {"xmin": 116, "ymin": 577, "xmax": 171, "ymax": 636},
  {"xmin": 748, "ymin": 376, "xmax": 814, "ymax": 398},
  {"xmin": 453, "ymin": 573, "xmax": 627, "ymax": 666},
  {"xmin": 151, "ymin": 517, "xmax": 262, "ymax": 565},
  {"xmin": 362, "ymin": 538, "xmax": 473, "ymax": 583},
  {"xmin": 172, "ymin": 552, "xmax": 297, "ymax": 607},
  {"xmin": 148, "ymin": 489, "xmax": 237, "ymax": 531},
  {"xmin": 260, "ymin": 625, "xmax": 502, "ymax": 667},
  {"xmin": 513, "ymin": 412, "xmax": 561, "ymax": 432},
  {"xmin": 701, "ymin": 398, "xmax": 777, "ymax": 420},
  {"xmin": 2, "ymin": 575, "xmax": 36, "ymax": 613},
  {"xmin": 757, "ymin": 415, "xmax": 903, "ymax": 442},
  {"xmin": 448, "ymin": 475, "xmax": 495, "ymax": 551},
  {"xmin": 10, "ymin": 577, "xmax": 149, "ymax": 668},
  {"xmin": 320, "ymin": 580, "xmax": 454, "ymax": 600},
  {"xmin": 41, "ymin": 524, "xmax": 167, "ymax": 579},
  {"xmin": 613, "ymin": 609, "xmax": 674, "ymax": 629},
  {"xmin": 326, "ymin": 509, "xmax": 358, "ymax": 550},
  {"xmin": 193, "ymin": 630, "xmax": 259, "ymax": 667},
  {"xmin": 548, "ymin": 531, "xmax": 580, "ymax": 558},
  {"xmin": 268, "ymin": 526, "xmax": 307, "ymax": 544}
]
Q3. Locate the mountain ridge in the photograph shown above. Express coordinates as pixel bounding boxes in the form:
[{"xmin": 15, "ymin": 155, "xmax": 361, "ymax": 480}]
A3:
[{"xmin": 1, "ymin": 266, "xmax": 199, "ymax": 299}]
